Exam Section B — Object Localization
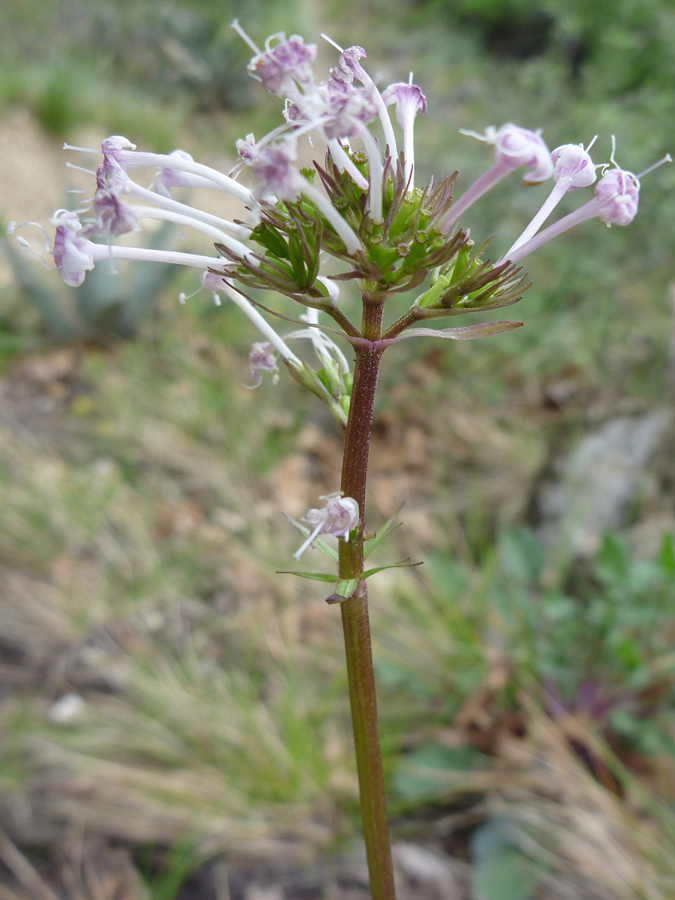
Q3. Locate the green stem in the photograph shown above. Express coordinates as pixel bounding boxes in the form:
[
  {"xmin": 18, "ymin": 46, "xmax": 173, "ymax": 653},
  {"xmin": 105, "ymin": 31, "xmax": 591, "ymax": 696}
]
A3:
[{"xmin": 338, "ymin": 299, "xmax": 396, "ymax": 900}]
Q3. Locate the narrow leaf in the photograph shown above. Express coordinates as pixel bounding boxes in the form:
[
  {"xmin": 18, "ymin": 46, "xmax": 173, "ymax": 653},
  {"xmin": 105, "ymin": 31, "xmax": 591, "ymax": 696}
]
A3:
[
  {"xmin": 276, "ymin": 570, "xmax": 338, "ymax": 582},
  {"xmin": 363, "ymin": 506, "xmax": 404, "ymax": 560},
  {"xmin": 384, "ymin": 321, "xmax": 524, "ymax": 344},
  {"xmin": 363, "ymin": 560, "xmax": 423, "ymax": 578}
]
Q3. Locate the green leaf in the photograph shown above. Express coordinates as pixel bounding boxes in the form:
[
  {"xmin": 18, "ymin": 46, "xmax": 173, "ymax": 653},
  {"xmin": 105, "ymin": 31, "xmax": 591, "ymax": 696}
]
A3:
[
  {"xmin": 363, "ymin": 507, "xmax": 404, "ymax": 560},
  {"xmin": 658, "ymin": 532, "xmax": 675, "ymax": 577},
  {"xmin": 595, "ymin": 532, "xmax": 629, "ymax": 584},
  {"xmin": 474, "ymin": 849, "xmax": 540, "ymax": 900},
  {"xmin": 385, "ymin": 321, "xmax": 524, "ymax": 343},
  {"xmin": 335, "ymin": 577, "xmax": 358, "ymax": 597},
  {"xmin": 392, "ymin": 743, "xmax": 488, "ymax": 803},
  {"xmin": 362, "ymin": 559, "xmax": 423, "ymax": 578},
  {"xmin": 325, "ymin": 578, "xmax": 359, "ymax": 604},
  {"xmin": 276, "ymin": 570, "xmax": 338, "ymax": 582},
  {"xmin": 498, "ymin": 528, "xmax": 544, "ymax": 584}
]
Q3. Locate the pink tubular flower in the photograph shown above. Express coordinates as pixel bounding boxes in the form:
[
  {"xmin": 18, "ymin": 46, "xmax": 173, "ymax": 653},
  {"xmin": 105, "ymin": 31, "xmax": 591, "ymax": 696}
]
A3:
[
  {"xmin": 325, "ymin": 40, "xmax": 398, "ymax": 159},
  {"xmin": 550, "ymin": 142, "xmax": 598, "ymax": 190},
  {"xmin": 316, "ymin": 76, "xmax": 379, "ymax": 140},
  {"xmin": 237, "ymin": 134, "xmax": 362, "ymax": 252},
  {"xmin": 493, "ymin": 124, "xmax": 553, "ymax": 184},
  {"xmin": 50, "ymin": 211, "xmax": 235, "ymax": 286},
  {"xmin": 153, "ymin": 149, "xmax": 223, "ymax": 196},
  {"xmin": 245, "ymin": 32, "xmax": 318, "ymax": 95},
  {"xmin": 248, "ymin": 342, "xmax": 279, "ymax": 386},
  {"xmin": 51, "ymin": 210, "xmax": 95, "ymax": 286},
  {"xmin": 236, "ymin": 135, "xmax": 300, "ymax": 200},
  {"xmin": 292, "ymin": 493, "xmax": 360, "ymax": 559},
  {"xmin": 381, "ymin": 82, "xmax": 427, "ymax": 127},
  {"xmin": 594, "ymin": 167, "xmax": 640, "ymax": 226},
  {"xmin": 80, "ymin": 135, "xmax": 254, "ymax": 203},
  {"xmin": 382, "ymin": 80, "xmax": 426, "ymax": 187},
  {"xmin": 441, "ymin": 123, "xmax": 554, "ymax": 231},
  {"xmin": 91, "ymin": 186, "xmax": 138, "ymax": 238},
  {"xmin": 506, "ymin": 140, "xmax": 599, "ymax": 257},
  {"xmin": 330, "ymin": 45, "xmax": 368, "ymax": 85}
]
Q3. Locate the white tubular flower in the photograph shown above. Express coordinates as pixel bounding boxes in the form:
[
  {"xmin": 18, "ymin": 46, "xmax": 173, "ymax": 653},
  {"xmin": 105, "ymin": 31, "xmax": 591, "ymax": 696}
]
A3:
[
  {"xmin": 382, "ymin": 78, "xmax": 426, "ymax": 188},
  {"xmin": 506, "ymin": 138, "xmax": 599, "ymax": 257},
  {"xmin": 292, "ymin": 493, "xmax": 359, "ymax": 559},
  {"xmin": 286, "ymin": 306, "xmax": 351, "ymax": 390}
]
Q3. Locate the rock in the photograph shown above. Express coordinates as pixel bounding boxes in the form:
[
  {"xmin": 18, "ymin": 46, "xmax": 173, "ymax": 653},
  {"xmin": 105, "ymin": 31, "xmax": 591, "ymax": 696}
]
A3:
[{"xmin": 533, "ymin": 409, "xmax": 674, "ymax": 556}]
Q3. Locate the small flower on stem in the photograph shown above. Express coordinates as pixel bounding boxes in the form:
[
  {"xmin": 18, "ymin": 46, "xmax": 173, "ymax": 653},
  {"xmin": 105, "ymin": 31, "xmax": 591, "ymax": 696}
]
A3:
[
  {"xmin": 237, "ymin": 134, "xmax": 363, "ymax": 254},
  {"xmin": 382, "ymin": 78, "xmax": 426, "ymax": 189},
  {"xmin": 505, "ymin": 138, "xmax": 599, "ymax": 257},
  {"xmin": 292, "ymin": 493, "xmax": 359, "ymax": 559},
  {"xmin": 231, "ymin": 21, "xmax": 318, "ymax": 96},
  {"xmin": 90, "ymin": 186, "xmax": 139, "ymax": 238},
  {"xmin": 49, "ymin": 209, "xmax": 238, "ymax": 287},
  {"xmin": 442, "ymin": 123, "xmax": 553, "ymax": 231},
  {"xmin": 248, "ymin": 342, "xmax": 280, "ymax": 386},
  {"xmin": 51, "ymin": 210, "xmax": 96, "ymax": 286}
]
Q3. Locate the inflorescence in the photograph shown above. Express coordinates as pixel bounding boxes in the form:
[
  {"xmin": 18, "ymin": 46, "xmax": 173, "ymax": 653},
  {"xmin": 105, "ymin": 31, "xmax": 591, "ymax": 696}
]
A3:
[{"xmin": 9, "ymin": 21, "xmax": 670, "ymax": 557}]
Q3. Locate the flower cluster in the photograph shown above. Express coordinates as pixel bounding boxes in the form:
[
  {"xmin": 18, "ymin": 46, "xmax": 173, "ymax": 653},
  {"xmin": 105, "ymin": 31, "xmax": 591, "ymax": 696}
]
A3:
[{"xmin": 9, "ymin": 21, "xmax": 669, "ymax": 557}]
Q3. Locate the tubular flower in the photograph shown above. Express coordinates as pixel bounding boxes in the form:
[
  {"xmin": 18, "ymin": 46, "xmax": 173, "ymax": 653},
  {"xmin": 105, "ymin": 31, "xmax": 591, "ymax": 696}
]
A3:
[
  {"xmin": 292, "ymin": 493, "xmax": 360, "ymax": 559},
  {"xmin": 248, "ymin": 342, "xmax": 280, "ymax": 386},
  {"xmin": 382, "ymin": 79, "xmax": 426, "ymax": 188},
  {"xmin": 505, "ymin": 139, "xmax": 599, "ymax": 257},
  {"xmin": 441, "ymin": 123, "xmax": 554, "ymax": 231}
]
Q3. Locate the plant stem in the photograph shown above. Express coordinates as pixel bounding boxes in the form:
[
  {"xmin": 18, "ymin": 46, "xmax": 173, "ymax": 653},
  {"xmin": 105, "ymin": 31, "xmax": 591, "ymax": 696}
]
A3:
[{"xmin": 338, "ymin": 299, "xmax": 396, "ymax": 900}]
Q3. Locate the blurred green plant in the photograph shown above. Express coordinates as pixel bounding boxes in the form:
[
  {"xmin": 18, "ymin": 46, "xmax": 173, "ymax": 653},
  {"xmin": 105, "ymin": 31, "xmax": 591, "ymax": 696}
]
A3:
[
  {"xmin": 387, "ymin": 527, "xmax": 675, "ymax": 805},
  {"xmin": 495, "ymin": 528, "xmax": 675, "ymax": 719},
  {"xmin": 139, "ymin": 839, "xmax": 201, "ymax": 900},
  {"xmin": 0, "ymin": 0, "xmax": 304, "ymax": 124},
  {"xmin": 471, "ymin": 816, "xmax": 546, "ymax": 900},
  {"xmin": 397, "ymin": 0, "xmax": 675, "ymax": 97}
]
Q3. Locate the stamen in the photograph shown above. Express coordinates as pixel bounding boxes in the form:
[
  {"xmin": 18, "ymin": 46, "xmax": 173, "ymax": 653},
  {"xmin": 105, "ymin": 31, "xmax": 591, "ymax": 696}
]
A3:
[
  {"xmin": 638, "ymin": 154, "xmax": 672, "ymax": 179},
  {"xmin": 7, "ymin": 219, "xmax": 51, "ymax": 252},
  {"xmin": 62, "ymin": 142, "xmax": 100, "ymax": 153},
  {"xmin": 66, "ymin": 162, "xmax": 97, "ymax": 176},
  {"xmin": 321, "ymin": 33, "xmax": 344, "ymax": 53},
  {"xmin": 230, "ymin": 19, "xmax": 261, "ymax": 55}
]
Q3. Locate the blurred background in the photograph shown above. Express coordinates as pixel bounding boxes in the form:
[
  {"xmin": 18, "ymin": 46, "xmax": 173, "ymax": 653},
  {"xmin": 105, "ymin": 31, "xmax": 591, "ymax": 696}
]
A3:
[{"xmin": 1, "ymin": 0, "xmax": 675, "ymax": 898}]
